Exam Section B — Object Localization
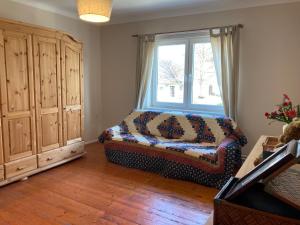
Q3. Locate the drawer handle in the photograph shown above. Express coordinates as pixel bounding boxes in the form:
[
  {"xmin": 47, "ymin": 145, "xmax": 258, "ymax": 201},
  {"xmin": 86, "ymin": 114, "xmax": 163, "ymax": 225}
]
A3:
[
  {"xmin": 17, "ymin": 167, "xmax": 25, "ymax": 171},
  {"xmin": 71, "ymin": 150, "xmax": 77, "ymax": 154},
  {"xmin": 47, "ymin": 157, "xmax": 53, "ymax": 161}
]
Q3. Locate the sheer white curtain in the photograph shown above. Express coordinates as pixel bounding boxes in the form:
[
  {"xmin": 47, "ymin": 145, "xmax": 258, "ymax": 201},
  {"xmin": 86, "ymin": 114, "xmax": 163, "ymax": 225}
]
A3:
[
  {"xmin": 136, "ymin": 34, "xmax": 156, "ymax": 109},
  {"xmin": 210, "ymin": 26, "xmax": 241, "ymax": 121}
]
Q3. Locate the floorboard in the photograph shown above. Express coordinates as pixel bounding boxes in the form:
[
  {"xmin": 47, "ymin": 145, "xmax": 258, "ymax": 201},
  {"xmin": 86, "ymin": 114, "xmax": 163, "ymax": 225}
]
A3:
[{"xmin": 0, "ymin": 143, "xmax": 217, "ymax": 225}]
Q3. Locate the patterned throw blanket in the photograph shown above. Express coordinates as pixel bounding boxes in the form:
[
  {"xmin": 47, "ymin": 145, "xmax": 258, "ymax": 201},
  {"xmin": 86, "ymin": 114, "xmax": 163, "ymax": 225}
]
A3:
[
  {"xmin": 99, "ymin": 111, "xmax": 247, "ymax": 162},
  {"xmin": 99, "ymin": 110, "xmax": 247, "ymax": 188}
]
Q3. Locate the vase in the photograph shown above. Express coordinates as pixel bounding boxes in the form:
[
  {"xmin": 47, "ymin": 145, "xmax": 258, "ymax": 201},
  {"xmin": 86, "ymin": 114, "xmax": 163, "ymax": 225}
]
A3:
[{"xmin": 283, "ymin": 123, "xmax": 288, "ymax": 133}]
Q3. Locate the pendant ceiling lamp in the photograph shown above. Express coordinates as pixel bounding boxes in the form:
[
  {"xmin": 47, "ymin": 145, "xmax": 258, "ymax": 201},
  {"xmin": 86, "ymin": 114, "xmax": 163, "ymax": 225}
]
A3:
[{"xmin": 77, "ymin": 0, "xmax": 112, "ymax": 23}]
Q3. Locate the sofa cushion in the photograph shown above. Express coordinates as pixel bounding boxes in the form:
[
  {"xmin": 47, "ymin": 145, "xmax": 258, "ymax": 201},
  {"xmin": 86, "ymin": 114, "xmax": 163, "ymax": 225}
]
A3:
[
  {"xmin": 118, "ymin": 110, "xmax": 245, "ymax": 146},
  {"xmin": 156, "ymin": 116, "xmax": 185, "ymax": 139},
  {"xmin": 104, "ymin": 125, "xmax": 218, "ymax": 161}
]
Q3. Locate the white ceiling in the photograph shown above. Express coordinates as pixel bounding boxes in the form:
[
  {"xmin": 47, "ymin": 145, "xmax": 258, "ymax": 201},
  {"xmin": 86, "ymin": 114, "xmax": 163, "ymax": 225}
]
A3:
[{"xmin": 9, "ymin": 0, "xmax": 300, "ymax": 24}]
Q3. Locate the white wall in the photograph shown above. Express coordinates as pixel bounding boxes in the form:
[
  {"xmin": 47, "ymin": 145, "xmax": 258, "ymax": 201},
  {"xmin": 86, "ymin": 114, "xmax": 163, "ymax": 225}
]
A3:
[
  {"xmin": 0, "ymin": 0, "xmax": 103, "ymax": 142},
  {"xmin": 2, "ymin": 1, "xmax": 299, "ymax": 153},
  {"xmin": 101, "ymin": 2, "xmax": 300, "ymax": 154}
]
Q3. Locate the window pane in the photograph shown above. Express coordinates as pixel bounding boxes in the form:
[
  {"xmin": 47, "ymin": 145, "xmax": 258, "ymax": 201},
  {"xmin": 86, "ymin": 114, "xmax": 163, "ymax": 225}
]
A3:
[
  {"xmin": 192, "ymin": 42, "xmax": 222, "ymax": 106},
  {"xmin": 157, "ymin": 44, "xmax": 185, "ymax": 103}
]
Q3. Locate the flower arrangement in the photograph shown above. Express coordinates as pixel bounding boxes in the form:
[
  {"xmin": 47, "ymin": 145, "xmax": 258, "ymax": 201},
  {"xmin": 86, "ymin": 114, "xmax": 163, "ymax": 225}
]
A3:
[{"xmin": 265, "ymin": 94, "xmax": 300, "ymax": 124}]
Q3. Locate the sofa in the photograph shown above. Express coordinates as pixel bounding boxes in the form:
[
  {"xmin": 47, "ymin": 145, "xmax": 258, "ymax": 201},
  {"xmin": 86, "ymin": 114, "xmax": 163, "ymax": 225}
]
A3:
[{"xmin": 98, "ymin": 110, "xmax": 247, "ymax": 189}]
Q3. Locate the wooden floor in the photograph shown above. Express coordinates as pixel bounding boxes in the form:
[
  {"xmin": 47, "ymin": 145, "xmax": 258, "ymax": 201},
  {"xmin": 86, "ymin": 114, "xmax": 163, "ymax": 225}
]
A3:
[{"xmin": 0, "ymin": 143, "xmax": 218, "ymax": 225}]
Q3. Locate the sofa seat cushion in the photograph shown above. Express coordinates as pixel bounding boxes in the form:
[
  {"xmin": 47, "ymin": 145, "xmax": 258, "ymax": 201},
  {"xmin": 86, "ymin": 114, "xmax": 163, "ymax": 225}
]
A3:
[
  {"xmin": 107, "ymin": 126, "xmax": 219, "ymax": 162},
  {"xmin": 104, "ymin": 139, "xmax": 227, "ymax": 174}
]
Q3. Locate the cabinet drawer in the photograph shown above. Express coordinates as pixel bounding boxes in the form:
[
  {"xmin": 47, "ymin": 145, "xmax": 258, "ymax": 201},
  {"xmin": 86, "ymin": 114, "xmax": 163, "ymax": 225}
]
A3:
[
  {"xmin": 38, "ymin": 142, "xmax": 85, "ymax": 168},
  {"xmin": 61, "ymin": 142, "xmax": 85, "ymax": 160},
  {"xmin": 38, "ymin": 148, "xmax": 65, "ymax": 168},
  {"xmin": 0, "ymin": 165, "xmax": 4, "ymax": 181},
  {"xmin": 5, "ymin": 156, "xmax": 37, "ymax": 179}
]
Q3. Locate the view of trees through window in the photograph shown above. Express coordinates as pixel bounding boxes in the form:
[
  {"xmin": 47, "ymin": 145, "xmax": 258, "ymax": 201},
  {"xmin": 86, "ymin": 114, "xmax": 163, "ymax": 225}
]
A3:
[
  {"xmin": 155, "ymin": 39, "xmax": 223, "ymax": 110},
  {"xmin": 157, "ymin": 44, "xmax": 185, "ymax": 103},
  {"xmin": 192, "ymin": 43, "xmax": 222, "ymax": 106}
]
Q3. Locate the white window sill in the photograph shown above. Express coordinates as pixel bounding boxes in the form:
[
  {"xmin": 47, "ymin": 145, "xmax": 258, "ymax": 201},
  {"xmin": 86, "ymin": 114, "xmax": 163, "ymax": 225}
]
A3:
[{"xmin": 143, "ymin": 106, "xmax": 225, "ymax": 117}]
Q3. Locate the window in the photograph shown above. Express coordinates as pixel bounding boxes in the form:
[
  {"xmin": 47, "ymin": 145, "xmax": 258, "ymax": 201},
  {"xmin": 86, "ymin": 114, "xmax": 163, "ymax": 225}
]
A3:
[{"xmin": 150, "ymin": 34, "xmax": 223, "ymax": 114}]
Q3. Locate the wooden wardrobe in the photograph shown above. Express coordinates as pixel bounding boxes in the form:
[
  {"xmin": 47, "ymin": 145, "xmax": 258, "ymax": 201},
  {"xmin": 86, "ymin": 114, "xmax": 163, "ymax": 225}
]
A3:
[{"xmin": 0, "ymin": 18, "xmax": 85, "ymax": 186}]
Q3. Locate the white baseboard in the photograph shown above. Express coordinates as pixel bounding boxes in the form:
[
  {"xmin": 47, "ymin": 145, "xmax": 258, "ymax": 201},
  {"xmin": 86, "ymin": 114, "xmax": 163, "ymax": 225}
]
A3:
[{"xmin": 85, "ymin": 139, "xmax": 98, "ymax": 145}]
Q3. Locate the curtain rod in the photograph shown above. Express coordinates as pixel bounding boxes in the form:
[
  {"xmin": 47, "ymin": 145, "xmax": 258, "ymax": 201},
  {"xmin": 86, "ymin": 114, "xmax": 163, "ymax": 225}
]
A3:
[{"xmin": 132, "ymin": 24, "xmax": 243, "ymax": 37}]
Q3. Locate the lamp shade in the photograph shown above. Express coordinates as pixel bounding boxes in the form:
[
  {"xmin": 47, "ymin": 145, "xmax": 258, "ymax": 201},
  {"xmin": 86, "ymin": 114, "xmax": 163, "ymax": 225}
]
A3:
[{"xmin": 77, "ymin": 0, "xmax": 112, "ymax": 23}]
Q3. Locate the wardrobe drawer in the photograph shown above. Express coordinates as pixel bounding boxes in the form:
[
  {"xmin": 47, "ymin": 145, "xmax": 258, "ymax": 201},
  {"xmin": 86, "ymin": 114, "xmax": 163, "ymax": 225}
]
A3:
[
  {"xmin": 5, "ymin": 156, "xmax": 37, "ymax": 179},
  {"xmin": 0, "ymin": 165, "xmax": 4, "ymax": 181},
  {"xmin": 38, "ymin": 148, "xmax": 64, "ymax": 168},
  {"xmin": 61, "ymin": 142, "xmax": 85, "ymax": 160}
]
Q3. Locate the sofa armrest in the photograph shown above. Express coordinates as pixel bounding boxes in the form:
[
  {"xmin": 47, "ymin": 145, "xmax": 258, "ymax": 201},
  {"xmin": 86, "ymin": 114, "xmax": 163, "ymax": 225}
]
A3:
[
  {"xmin": 98, "ymin": 125, "xmax": 122, "ymax": 143},
  {"xmin": 217, "ymin": 137, "xmax": 243, "ymax": 169},
  {"xmin": 98, "ymin": 129, "xmax": 112, "ymax": 143}
]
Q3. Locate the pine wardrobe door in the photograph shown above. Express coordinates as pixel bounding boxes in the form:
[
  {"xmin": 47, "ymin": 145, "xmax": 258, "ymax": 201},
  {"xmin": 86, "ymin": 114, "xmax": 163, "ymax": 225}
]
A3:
[
  {"xmin": 0, "ymin": 31, "xmax": 4, "ymax": 169},
  {"xmin": 61, "ymin": 36, "xmax": 84, "ymax": 145},
  {"xmin": 0, "ymin": 30, "xmax": 36, "ymax": 162},
  {"xmin": 33, "ymin": 35, "xmax": 63, "ymax": 153}
]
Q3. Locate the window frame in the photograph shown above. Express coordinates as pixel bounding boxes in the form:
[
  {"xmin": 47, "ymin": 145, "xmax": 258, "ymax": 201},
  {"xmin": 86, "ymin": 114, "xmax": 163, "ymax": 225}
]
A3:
[{"xmin": 149, "ymin": 33, "xmax": 224, "ymax": 115}]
